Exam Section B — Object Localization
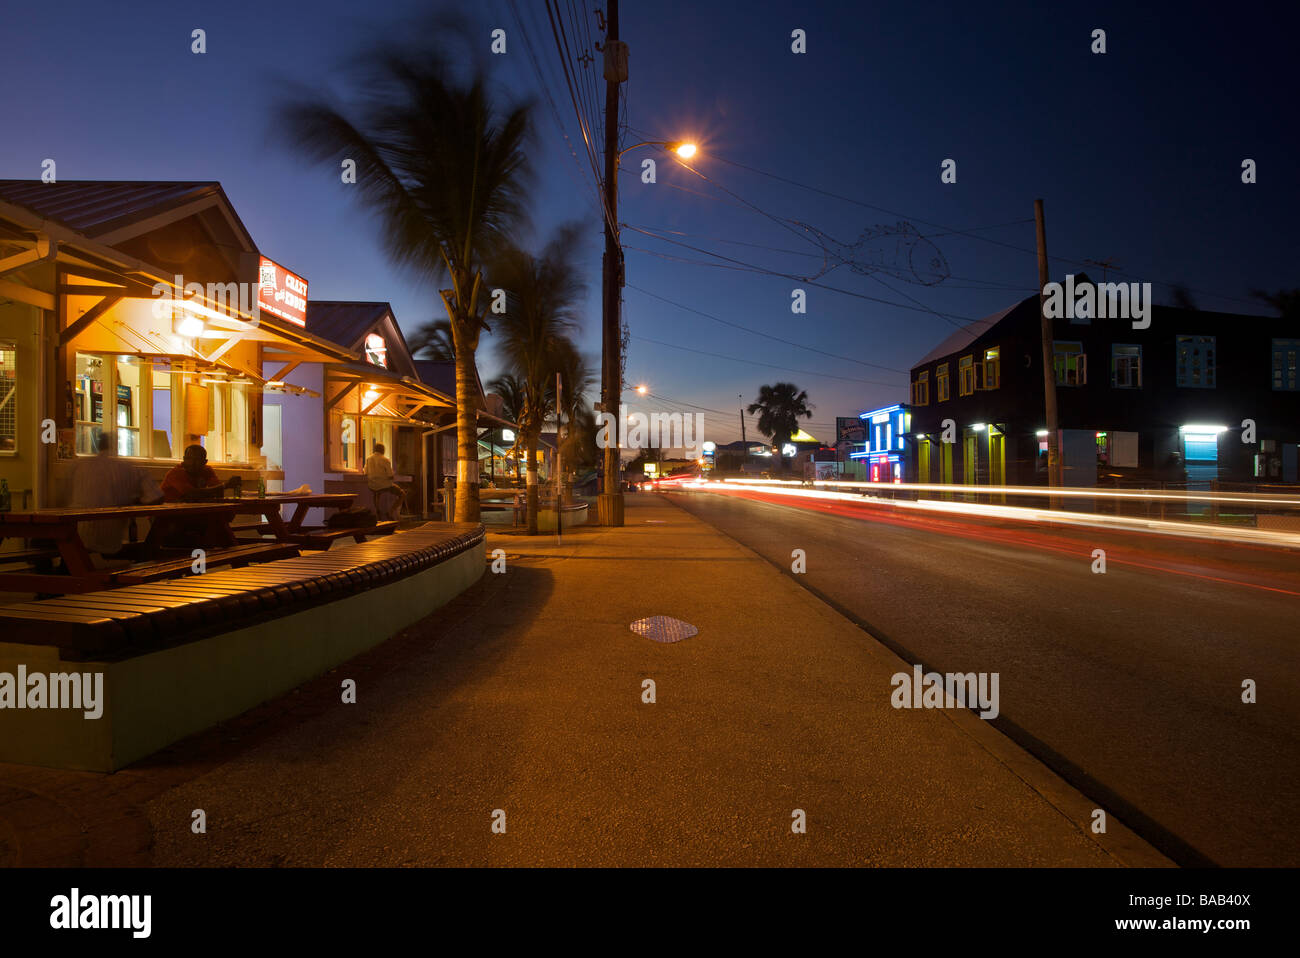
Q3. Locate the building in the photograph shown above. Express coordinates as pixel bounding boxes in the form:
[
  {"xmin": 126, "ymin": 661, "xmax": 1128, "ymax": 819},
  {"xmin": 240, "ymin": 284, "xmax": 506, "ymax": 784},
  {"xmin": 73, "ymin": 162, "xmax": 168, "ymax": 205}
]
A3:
[
  {"xmin": 907, "ymin": 283, "xmax": 1300, "ymax": 487},
  {"xmin": 849, "ymin": 403, "xmax": 912, "ymax": 482},
  {"xmin": 0, "ymin": 180, "xmax": 366, "ymax": 512}
]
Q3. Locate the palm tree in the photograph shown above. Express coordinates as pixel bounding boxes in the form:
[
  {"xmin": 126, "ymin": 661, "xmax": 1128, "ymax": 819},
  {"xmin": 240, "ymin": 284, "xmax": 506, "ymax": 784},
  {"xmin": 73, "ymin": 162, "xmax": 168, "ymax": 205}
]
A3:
[
  {"xmin": 487, "ymin": 372, "xmax": 525, "ymax": 480},
  {"xmin": 747, "ymin": 382, "xmax": 814, "ymax": 475},
  {"xmin": 551, "ymin": 340, "xmax": 597, "ymax": 493},
  {"xmin": 489, "ymin": 224, "xmax": 586, "ymax": 533},
  {"xmin": 281, "ymin": 52, "xmax": 533, "ymax": 524},
  {"xmin": 408, "ymin": 319, "xmax": 456, "ymax": 361}
]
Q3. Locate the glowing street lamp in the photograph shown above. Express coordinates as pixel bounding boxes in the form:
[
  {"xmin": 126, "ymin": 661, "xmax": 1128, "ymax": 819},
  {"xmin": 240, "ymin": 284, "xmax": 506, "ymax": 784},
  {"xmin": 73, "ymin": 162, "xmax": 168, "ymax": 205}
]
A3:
[{"xmin": 636, "ymin": 384, "xmax": 648, "ymax": 395}]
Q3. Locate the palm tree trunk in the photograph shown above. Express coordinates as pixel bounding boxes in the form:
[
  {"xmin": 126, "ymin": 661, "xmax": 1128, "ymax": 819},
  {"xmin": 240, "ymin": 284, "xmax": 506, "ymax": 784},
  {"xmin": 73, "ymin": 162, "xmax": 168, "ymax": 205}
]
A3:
[
  {"xmin": 454, "ymin": 342, "xmax": 481, "ymax": 524},
  {"xmin": 524, "ymin": 431, "xmax": 540, "ymax": 535}
]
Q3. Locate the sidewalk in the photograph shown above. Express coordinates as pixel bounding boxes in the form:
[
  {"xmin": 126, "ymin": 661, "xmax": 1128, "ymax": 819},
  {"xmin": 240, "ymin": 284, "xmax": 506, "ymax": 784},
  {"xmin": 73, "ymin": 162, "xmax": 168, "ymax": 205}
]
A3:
[{"xmin": 0, "ymin": 494, "xmax": 1169, "ymax": 866}]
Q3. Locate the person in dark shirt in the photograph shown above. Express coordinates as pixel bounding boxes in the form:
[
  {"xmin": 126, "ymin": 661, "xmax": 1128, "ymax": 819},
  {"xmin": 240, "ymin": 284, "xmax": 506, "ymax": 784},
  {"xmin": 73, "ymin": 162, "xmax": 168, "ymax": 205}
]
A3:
[{"xmin": 162, "ymin": 445, "xmax": 237, "ymax": 501}]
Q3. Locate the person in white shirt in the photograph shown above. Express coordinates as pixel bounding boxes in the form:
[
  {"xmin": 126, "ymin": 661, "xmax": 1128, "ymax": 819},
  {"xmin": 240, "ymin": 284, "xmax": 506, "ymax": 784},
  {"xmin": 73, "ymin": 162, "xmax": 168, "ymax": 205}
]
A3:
[
  {"xmin": 70, "ymin": 431, "xmax": 161, "ymax": 556},
  {"xmin": 363, "ymin": 443, "xmax": 405, "ymax": 520}
]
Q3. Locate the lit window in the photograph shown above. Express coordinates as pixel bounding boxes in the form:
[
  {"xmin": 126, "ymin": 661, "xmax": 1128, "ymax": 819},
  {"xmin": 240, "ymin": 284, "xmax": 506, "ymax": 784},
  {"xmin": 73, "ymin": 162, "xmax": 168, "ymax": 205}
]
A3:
[
  {"xmin": 1053, "ymin": 342, "xmax": 1087, "ymax": 386},
  {"xmin": 1176, "ymin": 335, "xmax": 1215, "ymax": 388},
  {"xmin": 0, "ymin": 342, "xmax": 15, "ymax": 454},
  {"xmin": 958, "ymin": 355, "xmax": 976, "ymax": 396},
  {"xmin": 983, "ymin": 347, "xmax": 1000, "ymax": 390},
  {"xmin": 1272, "ymin": 339, "xmax": 1299, "ymax": 391},
  {"xmin": 936, "ymin": 363, "xmax": 950, "ymax": 402},
  {"xmin": 911, "ymin": 371, "xmax": 930, "ymax": 406},
  {"xmin": 1111, "ymin": 344, "xmax": 1142, "ymax": 388}
]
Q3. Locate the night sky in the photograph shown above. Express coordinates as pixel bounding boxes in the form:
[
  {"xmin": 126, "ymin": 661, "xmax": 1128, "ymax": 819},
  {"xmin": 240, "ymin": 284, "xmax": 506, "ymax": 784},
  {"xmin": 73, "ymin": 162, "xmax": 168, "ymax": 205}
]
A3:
[{"xmin": 3, "ymin": 0, "xmax": 1295, "ymax": 444}]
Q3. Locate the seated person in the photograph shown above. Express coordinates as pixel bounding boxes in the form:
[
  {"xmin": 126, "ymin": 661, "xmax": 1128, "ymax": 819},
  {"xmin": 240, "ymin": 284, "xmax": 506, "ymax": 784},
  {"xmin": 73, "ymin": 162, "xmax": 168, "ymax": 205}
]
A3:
[
  {"xmin": 364, "ymin": 443, "xmax": 406, "ymax": 520},
  {"xmin": 160, "ymin": 444, "xmax": 238, "ymax": 548},
  {"xmin": 70, "ymin": 431, "xmax": 154, "ymax": 559},
  {"xmin": 162, "ymin": 444, "xmax": 238, "ymax": 501}
]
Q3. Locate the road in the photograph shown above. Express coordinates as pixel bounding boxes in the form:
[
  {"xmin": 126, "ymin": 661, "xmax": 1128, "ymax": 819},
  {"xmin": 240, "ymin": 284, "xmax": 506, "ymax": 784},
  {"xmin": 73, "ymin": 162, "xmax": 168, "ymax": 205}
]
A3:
[{"xmin": 665, "ymin": 485, "xmax": 1300, "ymax": 867}]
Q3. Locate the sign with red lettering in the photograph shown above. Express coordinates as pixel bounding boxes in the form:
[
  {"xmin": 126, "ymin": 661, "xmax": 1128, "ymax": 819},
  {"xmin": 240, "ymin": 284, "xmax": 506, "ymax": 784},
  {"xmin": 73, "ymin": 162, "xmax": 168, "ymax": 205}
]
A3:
[{"xmin": 257, "ymin": 256, "xmax": 308, "ymax": 327}]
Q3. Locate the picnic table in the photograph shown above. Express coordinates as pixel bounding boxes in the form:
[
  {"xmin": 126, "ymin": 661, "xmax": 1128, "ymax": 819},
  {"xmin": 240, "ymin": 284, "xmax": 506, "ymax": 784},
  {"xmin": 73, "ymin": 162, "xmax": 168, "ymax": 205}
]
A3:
[
  {"xmin": 228, "ymin": 492, "xmax": 356, "ymax": 542},
  {"xmin": 0, "ymin": 502, "xmax": 244, "ymax": 594}
]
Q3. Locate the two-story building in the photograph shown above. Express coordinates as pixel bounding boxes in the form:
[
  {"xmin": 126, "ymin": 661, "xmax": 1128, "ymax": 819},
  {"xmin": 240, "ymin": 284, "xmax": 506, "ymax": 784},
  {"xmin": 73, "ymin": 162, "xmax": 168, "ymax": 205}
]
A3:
[{"xmin": 907, "ymin": 281, "xmax": 1300, "ymax": 487}]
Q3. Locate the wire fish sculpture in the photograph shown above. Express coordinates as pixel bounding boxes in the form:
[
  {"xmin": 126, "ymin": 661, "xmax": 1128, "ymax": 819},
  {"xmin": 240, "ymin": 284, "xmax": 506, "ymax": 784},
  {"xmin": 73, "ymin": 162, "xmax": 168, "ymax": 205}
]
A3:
[{"xmin": 795, "ymin": 221, "xmax": 951, "ymax": 286}]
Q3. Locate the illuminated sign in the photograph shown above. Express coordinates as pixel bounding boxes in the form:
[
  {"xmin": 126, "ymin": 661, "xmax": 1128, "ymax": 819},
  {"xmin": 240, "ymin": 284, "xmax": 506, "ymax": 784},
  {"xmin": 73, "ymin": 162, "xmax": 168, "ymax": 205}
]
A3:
[
  {"xmin": 781, "ymin": 443, "xmax": 797, "ymax": 458},
  {"xmin": 501, "ymin": 428, "xmax": 515, "ymax": 442},
  {"xmin": 644, "ymin": 462, "xmax": 659, "ymax": 477},
  {"xmin": 365, "ymin": 333, "xmax": 388, "ymax": 367},
  {"xmin": 257, "ymin": 256, "xmax": 308, "ymax": 327},
  {"xmin": 702, "ymin": 441, "xmax": 716, "ymax": 456}
]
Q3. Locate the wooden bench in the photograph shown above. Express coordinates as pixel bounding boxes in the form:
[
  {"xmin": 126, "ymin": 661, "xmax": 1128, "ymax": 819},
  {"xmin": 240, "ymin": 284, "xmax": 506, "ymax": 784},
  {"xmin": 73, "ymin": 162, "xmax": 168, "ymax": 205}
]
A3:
[
  {"xmin": 113, "ymin": 542, "xmax": 301, "ymax": 585},
  {"xmin": 287, "ymin": 519, "xmax": 399, "ymax": 550},
  {"xmin": 0, "ymin": 524, "xmax": 483, "ymax": 654}
]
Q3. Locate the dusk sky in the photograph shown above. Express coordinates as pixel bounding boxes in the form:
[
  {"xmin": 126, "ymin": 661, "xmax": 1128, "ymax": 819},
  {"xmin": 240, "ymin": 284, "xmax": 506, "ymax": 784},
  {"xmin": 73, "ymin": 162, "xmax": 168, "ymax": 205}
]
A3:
[{"xmin": 3, "ymin": 0, "xmax": 1294, "ymax": 444}]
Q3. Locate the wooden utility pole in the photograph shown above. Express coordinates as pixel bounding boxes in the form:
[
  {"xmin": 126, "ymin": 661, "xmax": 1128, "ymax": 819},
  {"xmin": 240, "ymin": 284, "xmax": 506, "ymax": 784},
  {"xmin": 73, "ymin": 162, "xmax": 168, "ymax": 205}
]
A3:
[
  {"xmin": 598, "ymin": 0, "xmax": 626, "ymax": 526},
  {"xmin": 1035, "ymin": 199, "xmax": 1062, "ymax": 496},
  {"xmin": 555, "ymin": 370, "xmax": 563, "ymax": 537},
  {"xmin": 739, "ymin": 395, "xmax": 746, "ymax": 445}
]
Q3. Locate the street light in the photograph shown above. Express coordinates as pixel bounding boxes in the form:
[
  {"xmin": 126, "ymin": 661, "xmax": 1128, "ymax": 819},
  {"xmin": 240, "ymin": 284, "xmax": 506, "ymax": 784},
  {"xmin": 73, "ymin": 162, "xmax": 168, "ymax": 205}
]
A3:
[
  {"xmin": 636, "ymin": 384, "xmax": 648, "ymax": 395},
  {"xmin": 599, "ymin": 137, "xmax": 698, "ymax": 527}
]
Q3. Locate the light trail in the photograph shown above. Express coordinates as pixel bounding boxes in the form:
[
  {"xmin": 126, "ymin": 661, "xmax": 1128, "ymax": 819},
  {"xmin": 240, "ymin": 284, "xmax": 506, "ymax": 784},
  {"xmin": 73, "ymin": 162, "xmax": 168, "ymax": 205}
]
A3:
[{"xmin": 674, "ymin": 480, "xmax": 1300, "ymax": 551}]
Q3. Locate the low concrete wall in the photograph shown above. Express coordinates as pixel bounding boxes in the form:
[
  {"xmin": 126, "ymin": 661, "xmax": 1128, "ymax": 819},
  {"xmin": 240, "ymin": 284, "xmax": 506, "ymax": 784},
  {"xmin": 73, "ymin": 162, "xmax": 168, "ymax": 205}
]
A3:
[
  {"xmin": 0, "ymin": 538, "xmax": 484, "ymax": 772},
  {"xmin": 537, "ymin": 503, "xmax": 588, "ymax": 532}
]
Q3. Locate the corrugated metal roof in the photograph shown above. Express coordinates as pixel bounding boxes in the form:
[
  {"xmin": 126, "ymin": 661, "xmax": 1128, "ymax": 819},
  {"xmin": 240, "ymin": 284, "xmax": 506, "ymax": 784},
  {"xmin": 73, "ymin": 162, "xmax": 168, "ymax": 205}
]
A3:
[
  {"xmin": 913, "ymin": 297, "xmax": 1031, "ymax": 368},
  {"xmin": 306, "ymin": 301, "xmax": 392, "ymax": 350},
  {"xmin": 412, "ymin": 359, "xmax": 456, "ymax": 396},
  {"xmin": 0, "ymin": 180, "xmax": 224, "ymax": 238}
]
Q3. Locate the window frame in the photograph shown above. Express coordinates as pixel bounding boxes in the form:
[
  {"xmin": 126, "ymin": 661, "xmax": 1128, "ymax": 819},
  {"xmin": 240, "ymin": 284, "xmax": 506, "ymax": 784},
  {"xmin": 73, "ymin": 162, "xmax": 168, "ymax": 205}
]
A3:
[
  {"xmin": 911, "ymin": 370, "xmax": 930, "ymax": 406},
  {"xmin": 983, "ymin": 347, "xmax": 1000, "ymax": 390},
  {"xmin": 1272, "ymin": 338, "xmax": 1299, "ymax": 391},
  {"xmin": 936, "ymin": 363, "xmax": 950, "ymax": 402},
  {"xmin": 1175, "ymin": 334, "xmax": 1216, "ymax": 389},
  {"xmin": 958, "ymin": 355, "xmax": 976, "ymax": 396},
  {"xmin": 0, "ymin": 340, "xmax": 16, "ymax": 456},
  {"xmin": 1111, "ymin": 344, "xmax": 1142, "ymax": 389},
  {"xmin": 1053, "ymin": 341, "xmax": 1087, "ymax": 387}
]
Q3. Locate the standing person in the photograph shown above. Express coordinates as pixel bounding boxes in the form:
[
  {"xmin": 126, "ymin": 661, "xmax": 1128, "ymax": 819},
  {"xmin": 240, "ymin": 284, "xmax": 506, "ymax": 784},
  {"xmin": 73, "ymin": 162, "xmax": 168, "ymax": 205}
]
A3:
[
  {"xmin": 70, "ymin": 431, "xmax": 157, "ymax": 557},
  {"xmin": 364, "ymin": 443, "xmax": 406, "ymax": 519}
]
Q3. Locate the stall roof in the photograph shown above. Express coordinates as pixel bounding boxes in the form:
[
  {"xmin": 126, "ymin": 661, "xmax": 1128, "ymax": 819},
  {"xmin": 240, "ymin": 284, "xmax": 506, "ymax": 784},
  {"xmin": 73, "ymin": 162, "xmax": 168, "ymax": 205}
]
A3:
[
  {"xmin": 307, "ymin": 301, "xmax": 393, "ymax": 347},
  {"xmin": 0, "ymin": 180, "xmax": 255, "ymax": 249}
]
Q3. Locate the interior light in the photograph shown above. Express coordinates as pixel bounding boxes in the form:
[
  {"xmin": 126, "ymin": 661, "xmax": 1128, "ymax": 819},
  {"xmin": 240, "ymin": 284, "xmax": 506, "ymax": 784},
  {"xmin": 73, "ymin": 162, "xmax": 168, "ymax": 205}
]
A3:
[
  {"xmin": 971, "ymin": 423, "xmax": 986, "ymax": 432},
  {"xmin": 1179, "ymin": 424, "xmax": 1228, "ymax": 434},
  {"xmin": 1036, "ymin": 430, "xmax": 1049, "ymax": 437}
]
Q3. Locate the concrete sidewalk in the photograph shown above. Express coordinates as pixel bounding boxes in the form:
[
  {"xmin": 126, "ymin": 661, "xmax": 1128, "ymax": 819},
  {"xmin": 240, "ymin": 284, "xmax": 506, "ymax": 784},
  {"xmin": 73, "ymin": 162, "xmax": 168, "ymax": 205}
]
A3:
[{"xmin": 0, "ymin": 493, "xmax": 1170, "ymax": 866}]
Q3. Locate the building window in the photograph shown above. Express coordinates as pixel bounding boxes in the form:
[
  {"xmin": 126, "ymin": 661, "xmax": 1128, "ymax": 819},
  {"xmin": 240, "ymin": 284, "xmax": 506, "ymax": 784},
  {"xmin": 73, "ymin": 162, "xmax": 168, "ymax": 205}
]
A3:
[
  {"xmin": 361, "ymin": 417, "xmax": 394, "ymax": 461},
  {"xmin": 911, "ymin": 371, "xmax": 930, "ymax": 406},
  {"xmin": 1053, "ymin": 342, "xmax": 1086, "ymax": 386},
  {"xmin": 330, "ymin": 411, "xmax": 360, "ymax": 470},
  {"xmin": 958, "ymin": 355, "xmax": 975, "ymax": 396},
  {"xmin": 1111, "ymin": 344, "xmax": 1142, "ymax": 388},
  {"xmin": 936, "ymin": 363, "xmax": 950, "ymax": 402},
  {"xmin": 1176, "ymin": 335, "xmax": 1215, "ymax": 388},
  {"xmin": 0, "ymin": 342, "xmax": 16, "ymax": 454},
  {"xmin": 983, "ymin": 347, "xmax": 1000, "ymax": 390},
  {"xmin": 1272, "ymin": 339, "xmax": 1299, "ymax": 391}
]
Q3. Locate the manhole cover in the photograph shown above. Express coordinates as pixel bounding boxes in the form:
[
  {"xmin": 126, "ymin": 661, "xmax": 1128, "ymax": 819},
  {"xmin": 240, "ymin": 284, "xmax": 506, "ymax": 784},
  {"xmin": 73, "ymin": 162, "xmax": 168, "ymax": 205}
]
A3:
[{"xmin": 630, "ymin": 615, "xmax": 698, "ymax": 643}]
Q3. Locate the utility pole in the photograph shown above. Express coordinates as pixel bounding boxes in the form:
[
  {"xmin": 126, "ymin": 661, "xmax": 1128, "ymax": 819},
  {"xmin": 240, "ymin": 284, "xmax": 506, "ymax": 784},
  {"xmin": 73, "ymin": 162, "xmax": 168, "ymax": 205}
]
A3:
[
  {"xmin": 1035, "ymin": 199, "xmax": 1062, "ymax": 498},
  {"xmin": 555, "ymin": 371, "xmax": 562, "ymax": 538},
  {"xmin": 739, "ymin": 394, "xmax": 746, "ymax": 445},
  {"xmin": 598, "ymin": 0, "xmax": 626, "ymax": 526}
]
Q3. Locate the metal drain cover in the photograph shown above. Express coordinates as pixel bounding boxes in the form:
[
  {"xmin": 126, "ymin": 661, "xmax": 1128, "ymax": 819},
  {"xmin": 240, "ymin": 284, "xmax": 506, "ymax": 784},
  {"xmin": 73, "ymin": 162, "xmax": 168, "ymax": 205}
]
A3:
[{"xmin": 630, "ymin": 615, "xmax": 698, "ymax": 643}]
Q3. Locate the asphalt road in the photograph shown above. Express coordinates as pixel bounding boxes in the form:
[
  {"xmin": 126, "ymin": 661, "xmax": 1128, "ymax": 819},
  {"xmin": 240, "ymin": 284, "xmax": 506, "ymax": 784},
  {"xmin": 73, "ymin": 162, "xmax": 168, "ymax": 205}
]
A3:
[{"xmin": 666, "ymin": 486, "xmax": 1300, "ymax": 867}]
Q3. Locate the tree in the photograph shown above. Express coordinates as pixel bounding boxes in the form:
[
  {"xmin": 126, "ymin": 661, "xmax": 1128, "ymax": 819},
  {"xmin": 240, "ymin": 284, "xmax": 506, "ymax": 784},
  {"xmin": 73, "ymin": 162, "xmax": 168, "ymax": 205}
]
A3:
[
  {"xmin": 281, "ymin": 50, "xmax": 533, "ymax": 524},
  {"xmin": 1251, "ymin": 288, "xmax": 1300, "ymax": 321},
  {"xmin": 408, "ymin": 319, "xmax": 456, "ymax": 361},
  {"xmin": 551, "ymin": 339, "xmax": 597, "ymax": 473},
  {"xmin": 486, "ymin": 372, "xmax": 525, "ymax": 480},
  {"xmin": 488, "ymin": 224, "xmax": 586, "ymax": 533},
  {"xmin": 747, "ymin": 382, "xmax": 814, "ymax": 475}
]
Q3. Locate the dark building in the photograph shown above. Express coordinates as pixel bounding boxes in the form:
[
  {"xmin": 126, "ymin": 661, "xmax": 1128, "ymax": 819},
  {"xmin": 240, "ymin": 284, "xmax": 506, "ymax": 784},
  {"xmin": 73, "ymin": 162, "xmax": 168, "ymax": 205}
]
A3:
[{"xmin": 908, "ymin": 284, "xmax": 1300, "ymax": 487}]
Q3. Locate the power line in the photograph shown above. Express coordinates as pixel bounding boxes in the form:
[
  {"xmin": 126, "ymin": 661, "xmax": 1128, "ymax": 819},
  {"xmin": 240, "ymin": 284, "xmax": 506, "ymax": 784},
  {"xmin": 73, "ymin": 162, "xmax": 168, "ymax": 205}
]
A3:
[
  {"xmin": 631, "ymin": 334, "xmax": 907, "ymax": 386},
  {"xmin": 626, "ymin": 282, "xmax": 908, "ymax": 374}
]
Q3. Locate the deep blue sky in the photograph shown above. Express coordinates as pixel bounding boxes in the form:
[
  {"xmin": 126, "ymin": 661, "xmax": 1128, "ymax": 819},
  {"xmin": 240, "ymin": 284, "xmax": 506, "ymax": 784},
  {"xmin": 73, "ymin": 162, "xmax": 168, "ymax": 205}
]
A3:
[{"xmin": 3, "ymin": 0, "xmax": 1295, "ymax": 443}]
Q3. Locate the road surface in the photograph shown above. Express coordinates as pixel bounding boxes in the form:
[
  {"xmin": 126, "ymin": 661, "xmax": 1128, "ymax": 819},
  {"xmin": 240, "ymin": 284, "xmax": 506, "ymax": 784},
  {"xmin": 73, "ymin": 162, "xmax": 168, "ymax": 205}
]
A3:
[{"xmin": 666, "ymin": 485, "xmax": 1300, "ymax": 867}]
